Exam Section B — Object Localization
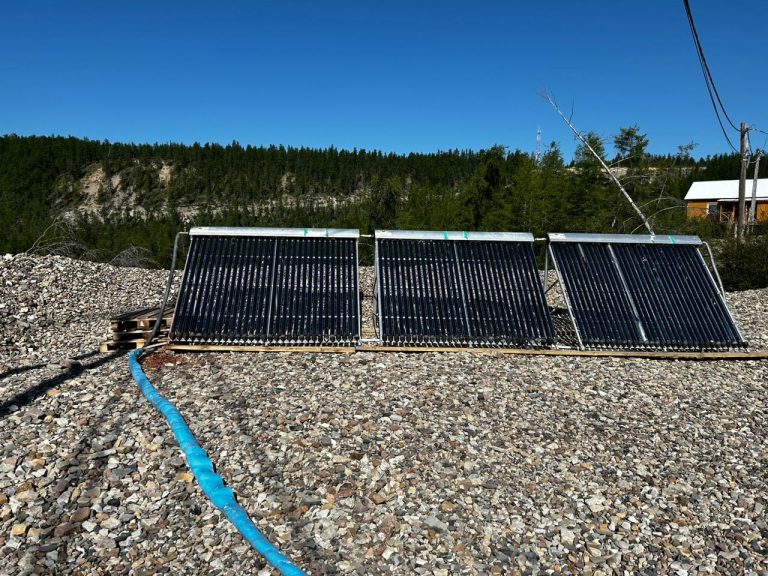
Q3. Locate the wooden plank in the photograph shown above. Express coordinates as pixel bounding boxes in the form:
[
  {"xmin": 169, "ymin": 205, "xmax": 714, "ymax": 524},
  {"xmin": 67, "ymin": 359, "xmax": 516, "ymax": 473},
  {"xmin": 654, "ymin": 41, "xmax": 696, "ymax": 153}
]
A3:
[
  {"xmin": 110, "ymin": 305, "xmax": 175, "ymax": 331},
  {"xmin": 136, "ymin": 317, "xmax": 173, "ymax": 330},
  {"xmin": 159, "ymin": 343, "xmax": 768, "ymax": 359},
  {"xmin": 99, "ymin": 339, "xmax": 147, "ymax": 353},
  {"xmin": 112, "ymin": 329, "xmax": 169, "ymax": 342},
  {"xmin": 111, "ymin": 316, "xmax": 173, "ymax": 332},
  {"xmin": 353, "ymin": 345, "xmax": 768, "ymax": 360},
  {"xmin": 110, "ymin": 306, "xmax": 161, "ymax": 322},
  {"xmin": 164, "ymin": 344, "xmax": 356, "ymax": 354},
  {"xmin": 110, "ymin": 305, "xmax": 174, "ymax": 322}
]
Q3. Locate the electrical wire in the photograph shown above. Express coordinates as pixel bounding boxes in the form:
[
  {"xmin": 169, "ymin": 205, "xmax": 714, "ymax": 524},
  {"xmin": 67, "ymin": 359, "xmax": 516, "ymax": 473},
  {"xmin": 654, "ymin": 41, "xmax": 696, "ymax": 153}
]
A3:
[
  {"xmin": 683, "ymin": 0, "xmax": 739, "ymax": 153},
  {"xmin": 146, "ymin": 231, "xmax": 187, "ymax": 347}
]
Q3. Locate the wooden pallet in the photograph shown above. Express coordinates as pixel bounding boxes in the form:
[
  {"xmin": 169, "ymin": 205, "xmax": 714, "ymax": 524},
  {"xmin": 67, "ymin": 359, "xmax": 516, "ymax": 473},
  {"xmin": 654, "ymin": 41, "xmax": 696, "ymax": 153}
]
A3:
[
  {"xmin": 100, "ymin": 338, "xmax": 147, "ymax": 353},
  {"xmin": 110, "ymin": 305, "xmax": 175, "ymax": 332},
  {"xmin": 111, "ymin": 328, "xmax": 169, "ymax": 342},
  {"xmin": 101, "ymin": 304, "xmax": 175, "ymax": 353}
]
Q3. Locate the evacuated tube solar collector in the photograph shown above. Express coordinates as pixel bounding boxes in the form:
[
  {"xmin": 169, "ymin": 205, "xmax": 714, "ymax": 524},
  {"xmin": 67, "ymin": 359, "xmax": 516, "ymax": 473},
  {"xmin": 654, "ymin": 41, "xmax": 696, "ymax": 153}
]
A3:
[
  {"xmin": 170, "ymin": 227, "xmax": 361, "ymax": 346},
  {"xmin": 547, "ymin": 232, "xmax": 746, "ymax": 351},
  {"xmin": 375, "ymin": 230, "xmax": 556, "ymax": 347}
]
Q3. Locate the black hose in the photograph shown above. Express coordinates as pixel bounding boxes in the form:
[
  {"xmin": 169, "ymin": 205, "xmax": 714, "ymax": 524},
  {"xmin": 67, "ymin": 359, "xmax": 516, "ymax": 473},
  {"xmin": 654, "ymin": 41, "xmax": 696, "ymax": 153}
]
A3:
[{"xmin": 146, "ymin": 231, "xmax": 188, "ymax": 347}]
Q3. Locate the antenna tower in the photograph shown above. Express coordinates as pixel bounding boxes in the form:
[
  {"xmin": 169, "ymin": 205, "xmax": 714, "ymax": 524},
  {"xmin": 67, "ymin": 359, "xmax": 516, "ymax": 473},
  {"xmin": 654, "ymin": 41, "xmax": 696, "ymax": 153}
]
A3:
[{"xmin": 535, "ymin": 127, "xmax": 542, "ymax": 165}]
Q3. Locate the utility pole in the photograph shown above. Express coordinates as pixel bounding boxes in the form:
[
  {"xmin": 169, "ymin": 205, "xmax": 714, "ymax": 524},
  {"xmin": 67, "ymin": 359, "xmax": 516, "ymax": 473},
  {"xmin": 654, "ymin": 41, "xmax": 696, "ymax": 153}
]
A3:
[
  {"xmin": 749, "ymin": 149, "xmax": 762, "ymax": 226},
  {"xmin": 737, "ymin": 122, "xmax": 749, "ymax": 242}
]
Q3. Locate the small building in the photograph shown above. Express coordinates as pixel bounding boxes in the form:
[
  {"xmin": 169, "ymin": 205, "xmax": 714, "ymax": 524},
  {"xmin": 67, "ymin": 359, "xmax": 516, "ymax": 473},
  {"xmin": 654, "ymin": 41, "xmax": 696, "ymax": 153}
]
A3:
[{"xmin": 685, "ymin": 179, "xmax": 768, "ymax": 223}]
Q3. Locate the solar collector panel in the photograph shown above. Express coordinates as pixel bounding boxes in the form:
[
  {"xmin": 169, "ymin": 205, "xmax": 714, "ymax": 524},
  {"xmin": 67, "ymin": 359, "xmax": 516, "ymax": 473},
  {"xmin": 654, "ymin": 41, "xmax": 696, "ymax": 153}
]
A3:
[
  {"xmin": 548, "ymin": 233, "xmax": 745, "ymax": 350},
  {"xmin": 551, "ymin": 243, "xmax": 640, "ymax": 347},
  {"xmin": 170, "ymin": 228, "xmax": 360, "ymax": 346},
  {"xmin": 615, "ymin": 245, "xmax": 685, "ymax": 347},
  {"xmin": 613, "ymin": 244, "xmax": 743, "ymax": 349},
  {"xmin": 375, "ymin": 231, "xmax": 556, "ymax": 347},
  {"xmin": 501, "ymin": 241, "xmax": 552, "ymax": 342}
]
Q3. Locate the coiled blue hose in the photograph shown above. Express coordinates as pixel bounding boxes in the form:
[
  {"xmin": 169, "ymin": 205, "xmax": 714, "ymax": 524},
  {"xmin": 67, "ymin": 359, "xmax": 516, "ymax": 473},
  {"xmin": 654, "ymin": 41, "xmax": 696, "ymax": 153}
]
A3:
[{"xmin": 129, "ymin": 349, "xmax": 306, "ymax": 576}]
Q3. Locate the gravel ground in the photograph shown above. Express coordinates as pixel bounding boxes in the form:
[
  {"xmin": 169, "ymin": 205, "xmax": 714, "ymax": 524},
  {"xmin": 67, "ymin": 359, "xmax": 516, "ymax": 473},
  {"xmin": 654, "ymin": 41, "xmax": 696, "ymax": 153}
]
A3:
[{"xmin": 1, "ymin": 254, "xmax": 767, "ymax": 575}]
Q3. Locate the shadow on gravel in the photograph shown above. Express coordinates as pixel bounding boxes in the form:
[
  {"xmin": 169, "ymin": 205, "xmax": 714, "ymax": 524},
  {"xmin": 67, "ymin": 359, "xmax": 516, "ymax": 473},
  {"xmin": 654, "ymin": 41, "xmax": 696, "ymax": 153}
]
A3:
[
  {"xmin": 0, "ymin": 363, "xmax": 48, "ymax": 382},
  {"xmin": 0, "ymin": 350, "xmax": 123, "ymax": 418},
  {"xmin": 0, "ymin": 350, "xmax": 102, "ymax": 384}
]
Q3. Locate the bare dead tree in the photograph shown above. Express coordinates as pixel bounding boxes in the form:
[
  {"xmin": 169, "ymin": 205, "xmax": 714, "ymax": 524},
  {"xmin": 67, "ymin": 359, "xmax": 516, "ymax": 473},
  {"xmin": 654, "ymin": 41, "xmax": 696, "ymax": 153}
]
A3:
[
  {"xmin": 22, "ymin": 216, "xmax": 90, "ymax": 260},
  {"xmin": 541, "ymin": 90, "xmax": 654, "ymax": 234},
  {"xmin": 109, "ymin": 246, "xmax": 158, "ymax": 269},
  {"xmin": 20, "ymin": 214, "xmax": 156, "ymax": 268}
]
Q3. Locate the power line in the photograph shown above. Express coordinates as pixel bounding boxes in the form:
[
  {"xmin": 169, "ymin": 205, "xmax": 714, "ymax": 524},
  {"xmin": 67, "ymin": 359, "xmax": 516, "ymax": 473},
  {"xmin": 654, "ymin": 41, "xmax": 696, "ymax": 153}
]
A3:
[
  {"xmin": 748, "ymin": 125, "xmax": 768, "ymax": 137},
  {"xmin": 683, "ymin": 0, "xmax": 739, "ymax": 153}
]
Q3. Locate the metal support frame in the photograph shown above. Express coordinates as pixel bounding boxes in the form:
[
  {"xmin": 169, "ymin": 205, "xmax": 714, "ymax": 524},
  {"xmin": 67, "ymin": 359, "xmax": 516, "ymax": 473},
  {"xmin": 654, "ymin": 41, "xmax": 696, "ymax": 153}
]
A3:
[
  {"xmin": 548, "ymin": 232, "xmax": 701, "ymax": 246},
  {"xmin": 375, "ymin": 230, "xmax": 534, "ymax": 243},
  {"xmin": 696, "ymin": 245, "xmax": 747, "ymax": 345},
  {"xmin": 355, "ymin": 239, "xmax": 362, "ymax": 341},
  {"xmin": 167, "ymin": 232, "xmax": 194, "ymax": 341},
  {"xmin": 190, "ymin": 226, "xmax": 359, "ymax": 239},
  {"xmin": 547, "ymin": 244, "xmax": 583, "ymax": 349},
  {"xmin": 701, "ymin": 242, "xmax": 726, "ymax": 298}
]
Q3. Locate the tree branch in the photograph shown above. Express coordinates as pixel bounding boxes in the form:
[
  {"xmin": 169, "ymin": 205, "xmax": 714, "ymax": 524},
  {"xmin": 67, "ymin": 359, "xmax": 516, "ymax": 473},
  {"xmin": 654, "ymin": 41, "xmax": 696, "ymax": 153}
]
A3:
[{"xmin": 540, "ymin": 90, "xmax": 654, "ymax": 234}]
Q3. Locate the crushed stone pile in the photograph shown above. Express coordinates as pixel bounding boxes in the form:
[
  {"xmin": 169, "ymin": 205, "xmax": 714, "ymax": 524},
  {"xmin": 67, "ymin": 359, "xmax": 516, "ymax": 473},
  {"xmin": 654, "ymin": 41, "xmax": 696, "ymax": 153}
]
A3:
[{"xmin": 1, "ymin": 254, "xmax": 767, "ymax": 575}]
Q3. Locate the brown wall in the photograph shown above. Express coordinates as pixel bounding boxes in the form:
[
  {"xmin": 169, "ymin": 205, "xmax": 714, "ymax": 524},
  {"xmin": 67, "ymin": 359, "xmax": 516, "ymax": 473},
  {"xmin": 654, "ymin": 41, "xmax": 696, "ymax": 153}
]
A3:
[
  {"xmin": 686, "ymin": 201, "xmax": 709, "ymax": 219},
  {"xmin": 687, "ymin": 200, "xmax": 768, "ymax": 222},
  {"xmin": 759, "ymin": 203, "xmax": 768, "ymax": 222}
]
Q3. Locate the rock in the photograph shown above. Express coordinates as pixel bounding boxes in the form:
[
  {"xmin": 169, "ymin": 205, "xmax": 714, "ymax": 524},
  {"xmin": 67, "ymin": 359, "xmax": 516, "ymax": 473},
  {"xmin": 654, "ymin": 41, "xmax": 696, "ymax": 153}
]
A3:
[
  {"xmin": 300, "ymin": 495, "xmax": 322, "ymax": 507},
  {"xmin": 101, "ymin": 517, "xmax": 120, "ymax": 530},
  {"xmin": 53, "ymin": 523, "xmax": 78, "ymax": 538},
  {"xmin": 586, "ymin": 495, "xmax": 606, "ymax": 514},
  {"xmin": 71, "ymin": 507, "xmax": 91, "ymax": 523},
  {"xmin": 14, "ymin": 489, "xmax": 37, "ymax": 502},
  {"xmin": 176, "ymin": 472, "xmax": 194, "ymax": 483},
  {"xmin": 59, "ymin": 357, "xmax": 82, "ymax": 370},
  {"xmin": 424, "ymin": 515, "xmax": 449, "ymax": 533},
  {"xmin": 11, "ymin": 523, "xmax": 27, "ymax": 537},
  {"xmin": 0, "ymin": 256, "xmax": 767, "ymax": 574}
]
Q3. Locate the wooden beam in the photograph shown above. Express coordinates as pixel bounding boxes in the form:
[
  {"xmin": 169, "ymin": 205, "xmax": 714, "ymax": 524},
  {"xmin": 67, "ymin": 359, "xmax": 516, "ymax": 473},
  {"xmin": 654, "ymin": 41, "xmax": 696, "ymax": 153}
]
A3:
[
  {"xmin": 157, "ymin": 343, "xmax": 768, "ymax": 360},
  {"xmin": 164, "ymin": 344, "xmax": 356, "ymax": 354},
  {"xmin": 354, "ymin": 345, "xmax": 768, "ymax": 360}
]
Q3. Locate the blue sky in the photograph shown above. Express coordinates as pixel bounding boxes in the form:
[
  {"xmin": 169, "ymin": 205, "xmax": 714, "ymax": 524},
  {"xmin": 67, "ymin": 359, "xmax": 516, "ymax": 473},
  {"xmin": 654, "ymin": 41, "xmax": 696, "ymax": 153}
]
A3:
[{"xmin": 1, "ymin": 1, "xmax": 766, "ymax": 159}]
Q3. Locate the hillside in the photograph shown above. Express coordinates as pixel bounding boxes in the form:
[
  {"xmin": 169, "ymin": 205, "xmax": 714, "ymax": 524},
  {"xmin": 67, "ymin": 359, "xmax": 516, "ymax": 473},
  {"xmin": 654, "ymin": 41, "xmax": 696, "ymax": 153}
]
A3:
[{"xmin": 1, "ymin": 134, "xmax": 765, "ymax": 270}]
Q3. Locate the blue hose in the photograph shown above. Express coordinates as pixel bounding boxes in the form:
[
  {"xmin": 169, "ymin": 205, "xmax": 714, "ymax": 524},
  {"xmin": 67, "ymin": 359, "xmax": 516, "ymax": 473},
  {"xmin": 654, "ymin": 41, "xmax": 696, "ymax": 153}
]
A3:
[{"xmin": 129, "ymin": 349, "xmax": 306, "ymax": 576}]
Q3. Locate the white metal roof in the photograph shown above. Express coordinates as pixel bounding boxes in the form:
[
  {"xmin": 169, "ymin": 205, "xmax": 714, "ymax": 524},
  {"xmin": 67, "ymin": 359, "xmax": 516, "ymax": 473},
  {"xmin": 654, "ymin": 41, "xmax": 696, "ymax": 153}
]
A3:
[{"xmin": 685, "ymin": 179, "xmax": 768, "ymax": 201}]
